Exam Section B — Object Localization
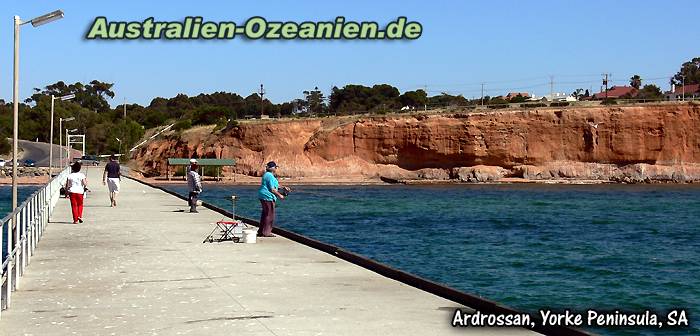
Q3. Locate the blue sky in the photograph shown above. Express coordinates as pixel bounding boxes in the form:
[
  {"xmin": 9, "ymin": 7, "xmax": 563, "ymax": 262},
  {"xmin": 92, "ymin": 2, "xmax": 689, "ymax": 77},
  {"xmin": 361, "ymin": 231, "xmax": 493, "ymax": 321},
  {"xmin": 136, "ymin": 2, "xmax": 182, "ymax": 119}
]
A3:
[{"xmin": 2, "ymin": 0, "xmax": 698, "ymax": 106}]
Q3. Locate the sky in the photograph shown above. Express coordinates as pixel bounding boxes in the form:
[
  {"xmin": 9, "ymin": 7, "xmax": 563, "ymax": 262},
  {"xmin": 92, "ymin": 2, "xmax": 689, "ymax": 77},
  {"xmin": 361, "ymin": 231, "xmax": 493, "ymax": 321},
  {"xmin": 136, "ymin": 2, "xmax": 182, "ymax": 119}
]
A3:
[{"xmin": 1, "ymin": 0, "xmax": 699, "ymax": 107}]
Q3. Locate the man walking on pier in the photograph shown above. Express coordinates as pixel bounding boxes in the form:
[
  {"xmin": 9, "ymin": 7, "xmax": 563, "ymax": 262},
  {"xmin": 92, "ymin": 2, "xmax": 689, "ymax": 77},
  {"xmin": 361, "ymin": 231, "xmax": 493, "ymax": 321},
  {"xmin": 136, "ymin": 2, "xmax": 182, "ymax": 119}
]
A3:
[
  {"xmin": 187, "ymin": 159, "xmax": 203, "ymax": 213},
  {"xmin": 103, "ymin": 155, "xmax": 121, "ymax": 207}
]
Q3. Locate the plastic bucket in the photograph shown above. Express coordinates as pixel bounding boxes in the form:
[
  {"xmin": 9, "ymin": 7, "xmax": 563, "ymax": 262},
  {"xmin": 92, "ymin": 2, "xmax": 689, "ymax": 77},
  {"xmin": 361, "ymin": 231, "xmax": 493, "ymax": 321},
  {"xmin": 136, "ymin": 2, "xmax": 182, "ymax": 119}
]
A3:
[{"xmin": 242, "ymin": 228, "xmax": 257, "ymax": 244}]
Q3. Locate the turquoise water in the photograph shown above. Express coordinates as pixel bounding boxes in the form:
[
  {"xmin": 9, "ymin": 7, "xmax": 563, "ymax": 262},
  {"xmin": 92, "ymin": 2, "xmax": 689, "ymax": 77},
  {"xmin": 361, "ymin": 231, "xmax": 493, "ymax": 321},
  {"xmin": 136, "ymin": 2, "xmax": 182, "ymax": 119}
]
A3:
[
  {"xmin": 1, "ymin": 186, "xmax": 41, "ymax": 264},
  {"xmin": 163, "ymin": 183, "xmax": 699, "ymax": 336}
]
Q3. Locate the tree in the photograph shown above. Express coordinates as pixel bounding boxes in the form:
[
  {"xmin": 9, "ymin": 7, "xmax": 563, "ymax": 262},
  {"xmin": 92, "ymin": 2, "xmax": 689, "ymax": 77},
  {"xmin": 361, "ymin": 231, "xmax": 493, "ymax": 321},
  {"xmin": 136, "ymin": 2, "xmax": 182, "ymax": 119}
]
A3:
[
  {"xmin": 427, "ymin": 93, "xmax": 469, "ymax": 107},
  {"xmin": 489, "ymin": 97, "xmax": 509, "ymax": 105},
  {"xmin": 302, "ymin": 87, "xmax": 326, "ymax": 115},
  {"xmin": 329, "ymin": 84, "xmax": 402, "ymax": 114},
  {"xmin": 637, "ymin": 84, "xmax": 664, "ymax": 101},
  {"xmin": 671, "ymin": 57, "xmax": 700, "ymax": 86},
  {"xmin": 630, "ymin": 75, "xmax": 642, "ymax": 89},
  {"xmin": 571, "ymin": 89, "xmax": 585, "ymax": 99},
  {"xmin": 398, "ymin": 89, "xmax": 427, "ymax": 108},
  {"xmin": 508, "ymin": 94, "xmax": 529, "ymax": 103}
]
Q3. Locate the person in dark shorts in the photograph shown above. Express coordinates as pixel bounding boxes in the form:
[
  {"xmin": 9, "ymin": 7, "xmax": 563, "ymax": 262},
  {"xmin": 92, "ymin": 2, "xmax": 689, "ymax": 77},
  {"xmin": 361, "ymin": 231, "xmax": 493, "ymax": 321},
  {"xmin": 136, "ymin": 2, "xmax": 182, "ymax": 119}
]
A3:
[{"xmin": 102, "ymin": 155, "xmax": 121, "ymax": 207}]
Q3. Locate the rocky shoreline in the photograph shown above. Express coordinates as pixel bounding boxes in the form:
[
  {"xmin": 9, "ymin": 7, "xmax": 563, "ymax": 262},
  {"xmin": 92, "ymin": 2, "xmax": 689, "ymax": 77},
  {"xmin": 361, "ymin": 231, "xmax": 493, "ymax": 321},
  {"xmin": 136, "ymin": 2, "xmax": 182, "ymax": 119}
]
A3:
[
  {"xmin": 132, "ymin": 162, "xmax": 700, "ymax": 186},
  {"xmin": 381, "ymin": 162, "xmax": 700, "ymax": 184},
  {"xmin": 0, "ymin": 167, "xmax": 52, "ymax": 185}
]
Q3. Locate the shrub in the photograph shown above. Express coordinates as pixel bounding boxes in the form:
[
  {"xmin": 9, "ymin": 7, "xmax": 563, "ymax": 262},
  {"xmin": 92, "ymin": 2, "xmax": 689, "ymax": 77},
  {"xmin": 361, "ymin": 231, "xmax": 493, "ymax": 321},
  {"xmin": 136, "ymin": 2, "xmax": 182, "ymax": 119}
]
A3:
[
  {"xmin": 0, "ymin": 133, "xmax": 10, "ymax": 155},
  {"xmin": 173, "ymin": 118, "xmax": 192, "ymax": 131},
  {"xmin": 520, "ymin": 103, "xmax": 547, "ymax": 108},
  {"xmin": 550, "ymin": 102, "xmax": 570, "ymax": 107}
]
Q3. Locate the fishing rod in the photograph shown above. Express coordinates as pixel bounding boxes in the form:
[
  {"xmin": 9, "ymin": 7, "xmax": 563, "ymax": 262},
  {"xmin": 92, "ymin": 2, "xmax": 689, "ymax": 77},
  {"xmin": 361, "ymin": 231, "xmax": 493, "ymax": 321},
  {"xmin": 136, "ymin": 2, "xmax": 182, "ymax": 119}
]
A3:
[
  {"xmin": 282, "ymin": 188, "xmax": 360, "ymax": 201},
  {"xmin": 212, "ymin": 188, "xmax": 359, "ymax": 201}
]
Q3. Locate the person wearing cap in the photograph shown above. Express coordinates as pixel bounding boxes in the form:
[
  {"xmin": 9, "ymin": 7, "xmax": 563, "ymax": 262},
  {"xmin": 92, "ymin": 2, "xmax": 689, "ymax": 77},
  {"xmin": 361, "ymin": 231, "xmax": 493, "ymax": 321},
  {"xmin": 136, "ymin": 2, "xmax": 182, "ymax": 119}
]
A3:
[
  {"xmin": 187, "ymin": 159, "xmax": 203, "ymax": 213},
  {"xmin": 257, "ymin": 161, "xmax": 287, "ymax": 237},
  {"xmin": 186, "ymin": 158, "xmax": 197, "ymax": 173}
]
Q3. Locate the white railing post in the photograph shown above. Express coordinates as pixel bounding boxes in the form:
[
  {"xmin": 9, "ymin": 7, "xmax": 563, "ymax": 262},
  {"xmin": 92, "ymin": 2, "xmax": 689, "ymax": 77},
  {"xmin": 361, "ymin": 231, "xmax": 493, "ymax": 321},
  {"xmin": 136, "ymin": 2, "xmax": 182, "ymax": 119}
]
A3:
[
  {"xmin": 5, "ymin": 213, "xmax": 15, "ymax": 308},
  {"xmin": 36, "ymin": 191, "xmax": 42, "ymax": 244},
  {"xmin": 28, "ymin": 197, "xmax": 34, "ymax": 261},
  {"xmin": 0, "ymin": 218, "xmax": 4, "ymax": 315},
  {"xmin": 12, "ymin": 211, "xmax": 20, "ymax": 291},
  {"xmin": 20, "ymin": 204, "xmax": 26, "ymax": 274},
  {"xmin": 16, "ymin": 209, "xmax": 23, "ymax": 278},
  {"xmin": 40, "ymin": 189, "xmax": 45, "ymax": 238},
  {"xmin": 41, "ymin": 189, "xmax": 45, "ymax": 236},
  {"xmin": 41, "ymin": 188, "xmax": 45, "ymax": 236},
  {"xmin": 31, "ymin": 197, "xmax": 36, "ymax": 255}
]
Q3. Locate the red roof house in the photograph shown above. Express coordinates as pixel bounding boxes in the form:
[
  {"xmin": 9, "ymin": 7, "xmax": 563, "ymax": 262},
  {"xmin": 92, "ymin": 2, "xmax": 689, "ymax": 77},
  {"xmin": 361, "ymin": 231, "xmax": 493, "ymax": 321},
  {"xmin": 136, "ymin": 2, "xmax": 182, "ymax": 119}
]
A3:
[
  {"xmin": 505, "ymin": 92, "xmax": 531, "ymax": 100},
  {"xmin": 665, "ymin": 84, "xmax": 700, "ymax": 100},
  {"xmin": 593, "ymin": 86, "xmax": 638, "ymax": 99}
]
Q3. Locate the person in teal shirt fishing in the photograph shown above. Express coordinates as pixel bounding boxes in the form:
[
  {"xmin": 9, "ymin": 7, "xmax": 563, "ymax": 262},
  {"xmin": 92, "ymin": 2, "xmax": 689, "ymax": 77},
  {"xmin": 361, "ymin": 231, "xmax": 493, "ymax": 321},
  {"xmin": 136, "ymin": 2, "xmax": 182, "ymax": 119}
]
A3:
[{"xmin": 257, "ymin": 161, "xmax": 288, "ymax": 237}]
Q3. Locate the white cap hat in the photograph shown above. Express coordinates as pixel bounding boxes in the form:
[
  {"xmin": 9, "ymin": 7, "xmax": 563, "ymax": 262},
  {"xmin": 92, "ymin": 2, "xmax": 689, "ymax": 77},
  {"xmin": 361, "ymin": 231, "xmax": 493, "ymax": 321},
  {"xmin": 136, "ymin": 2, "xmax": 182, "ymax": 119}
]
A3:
[{"xmin": 190, "ymin": 158, "xmax": 198, "ymax": 163}]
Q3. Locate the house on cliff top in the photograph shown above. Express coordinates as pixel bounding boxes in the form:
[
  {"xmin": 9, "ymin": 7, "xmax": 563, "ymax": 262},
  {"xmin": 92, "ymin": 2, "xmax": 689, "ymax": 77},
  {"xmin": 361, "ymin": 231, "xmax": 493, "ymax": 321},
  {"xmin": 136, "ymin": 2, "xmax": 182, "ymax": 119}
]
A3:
[
  {"xmin": 592, "ymin": 86, "xmax": 638, "ymax": 99},
  {"xmin": 505, "ymin": 92, "xmax": 531, "ymax": 100},
  {"xmin": 665, "ymin": 84, "xmax": 700, "ymax": 101}
]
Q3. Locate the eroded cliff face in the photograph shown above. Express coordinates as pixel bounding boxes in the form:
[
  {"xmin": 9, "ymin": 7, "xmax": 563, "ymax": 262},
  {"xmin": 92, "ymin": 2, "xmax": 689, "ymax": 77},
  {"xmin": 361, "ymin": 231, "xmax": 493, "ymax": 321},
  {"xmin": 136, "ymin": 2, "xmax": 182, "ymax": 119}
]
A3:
[{"xmin": 132, "ymin": 104, "xmax": 700, "ymax": 182}]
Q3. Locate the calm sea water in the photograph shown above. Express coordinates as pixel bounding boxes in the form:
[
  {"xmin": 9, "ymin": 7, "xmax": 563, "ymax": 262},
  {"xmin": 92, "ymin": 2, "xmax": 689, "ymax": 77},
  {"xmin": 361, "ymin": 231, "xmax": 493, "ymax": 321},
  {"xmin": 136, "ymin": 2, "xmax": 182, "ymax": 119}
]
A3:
[
  {"xmin": 162, "ymin": 183, "xmax": 699, "ymax": 336},
  {"xmin": 1, "ymin": 186, "xmax": 41, "ymax": 263}
]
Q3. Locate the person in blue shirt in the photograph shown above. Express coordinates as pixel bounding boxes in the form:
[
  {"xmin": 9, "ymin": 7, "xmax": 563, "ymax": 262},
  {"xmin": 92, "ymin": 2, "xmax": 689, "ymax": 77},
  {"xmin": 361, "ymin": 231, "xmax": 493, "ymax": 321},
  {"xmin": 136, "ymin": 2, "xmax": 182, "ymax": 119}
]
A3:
[{"xmin": 257, "ymin": 161, "xmax": 287, "ymax": 237}]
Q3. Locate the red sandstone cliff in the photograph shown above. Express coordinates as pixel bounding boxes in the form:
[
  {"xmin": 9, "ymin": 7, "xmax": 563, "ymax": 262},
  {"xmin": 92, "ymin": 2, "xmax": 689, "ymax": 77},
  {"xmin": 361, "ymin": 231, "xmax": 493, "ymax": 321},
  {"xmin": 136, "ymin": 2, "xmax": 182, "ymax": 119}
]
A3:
[{"xmin": 132, "ymin": 103, "xmax": 700, "ymax": 183}]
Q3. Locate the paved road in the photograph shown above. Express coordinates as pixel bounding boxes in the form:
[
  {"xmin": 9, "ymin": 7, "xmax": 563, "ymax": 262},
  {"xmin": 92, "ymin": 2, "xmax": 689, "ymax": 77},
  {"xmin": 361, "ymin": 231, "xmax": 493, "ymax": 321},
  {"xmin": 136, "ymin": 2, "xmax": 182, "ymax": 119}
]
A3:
[
  {"xmin": 0, "ymin": 168, "xmax": 539, "ymax": 336},
  {"xmin": 17, "ymin": 139, "xmax": 81, "ymax": 167}
]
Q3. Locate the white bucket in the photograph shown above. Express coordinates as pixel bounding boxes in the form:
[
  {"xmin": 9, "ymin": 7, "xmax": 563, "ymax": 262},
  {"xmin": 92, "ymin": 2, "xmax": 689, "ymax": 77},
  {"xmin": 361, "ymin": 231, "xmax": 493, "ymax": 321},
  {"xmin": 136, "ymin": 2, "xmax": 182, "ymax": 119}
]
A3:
[{"xmin": 242, "ymin": 228, "xmax": 257, "ymax": 244}]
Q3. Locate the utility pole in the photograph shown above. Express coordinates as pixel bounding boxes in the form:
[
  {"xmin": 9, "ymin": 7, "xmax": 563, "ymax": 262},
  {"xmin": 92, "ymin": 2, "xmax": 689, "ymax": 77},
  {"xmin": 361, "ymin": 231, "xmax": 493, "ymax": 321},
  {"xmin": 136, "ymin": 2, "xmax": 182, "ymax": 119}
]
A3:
[
  {"xmin": 423, "ymin": 84, "xmax": 428, "ymax": 111},
  {"xmin": 123, "ymin": 97, "xmax": 127, "ymax": 119},
  {"xmin": 480, "ymin": 83, "xmax": 485, "ymax": 106},
  {"xmin": 681, "ymin": 75, "xmax": 686, "ymax": 101},
  {"xmin": 259, "ymin": 84, "xmax": 265, "ymax": 117},
  {"xmin": 602, "ymin": 73, "xmax": 609, "ymax": 100},
  {"xmin": 549, "ymin": 75, "xmax": 554, "ymax": 101}
]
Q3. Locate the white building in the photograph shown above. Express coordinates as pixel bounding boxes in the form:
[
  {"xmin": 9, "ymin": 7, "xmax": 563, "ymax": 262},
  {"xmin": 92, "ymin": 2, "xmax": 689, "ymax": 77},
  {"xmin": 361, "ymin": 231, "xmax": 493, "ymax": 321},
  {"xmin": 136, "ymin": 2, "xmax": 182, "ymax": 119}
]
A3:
[{"xmin": 530, "ymin": 93, "xmax": 578, "ymax": 102}]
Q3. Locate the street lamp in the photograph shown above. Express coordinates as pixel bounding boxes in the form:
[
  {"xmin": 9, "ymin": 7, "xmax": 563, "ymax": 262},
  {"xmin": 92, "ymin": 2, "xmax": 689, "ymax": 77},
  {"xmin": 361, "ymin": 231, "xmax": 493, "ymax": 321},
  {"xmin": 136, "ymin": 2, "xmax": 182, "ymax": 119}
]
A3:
[
  {"xmin": 65, "ymin": 128, "xmax": 78, "ymax": 168},
  {"xmin": 681, "ymin": 75, "xmax": 686, "ymax": 102},
  {"xmin": 50, "ymin": 94, "xmax": 75, "ymax": 176},
  {"xmin": 115, "ymin": 137, "xmax": 122, "ymax": 155},
  {"xmin": 12, "ymin": 9, "xmax": 64, "ymax": 213},
  {"xmin": 59, "ymin": 116, "xmax": 75, "ymax": 170}
]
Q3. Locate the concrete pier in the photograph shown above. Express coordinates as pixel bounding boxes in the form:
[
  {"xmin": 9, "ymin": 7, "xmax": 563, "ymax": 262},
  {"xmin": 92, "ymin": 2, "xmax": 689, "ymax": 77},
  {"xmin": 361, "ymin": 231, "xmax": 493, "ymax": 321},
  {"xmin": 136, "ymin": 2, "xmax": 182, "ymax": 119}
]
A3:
[{"xmin": 0, "ymin": 167, "xmax": 538, "ymax": 335}]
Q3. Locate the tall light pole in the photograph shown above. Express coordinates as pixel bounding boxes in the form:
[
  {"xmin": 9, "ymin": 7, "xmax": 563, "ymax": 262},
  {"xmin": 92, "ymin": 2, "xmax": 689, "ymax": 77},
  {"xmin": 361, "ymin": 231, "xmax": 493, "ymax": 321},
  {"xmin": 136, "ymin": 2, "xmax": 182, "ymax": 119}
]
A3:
[
  {"xmin": 681, "ymin": 75, "xmax": 686, "ymax": 102},
  {"xmin": 50, "ymin": 94, "xmax": 75, "ymax": 176},
  {"xmin": 259, "ymin": 84, "xmax": 265, "ymax": 117},
  {"xmin": 59, "ymin": 116, "xmax": 75, "ymax": 171},
  {"xmin": 65, "ymin": 128, "xmax": 78, "ymax": 168},
  {"xmin": 12, "ymin": 10, "xmax": 65, "ymax": 213},
  {"xmin": 115, "ymin": 137, "xmax": 122, "ymax": 159}
]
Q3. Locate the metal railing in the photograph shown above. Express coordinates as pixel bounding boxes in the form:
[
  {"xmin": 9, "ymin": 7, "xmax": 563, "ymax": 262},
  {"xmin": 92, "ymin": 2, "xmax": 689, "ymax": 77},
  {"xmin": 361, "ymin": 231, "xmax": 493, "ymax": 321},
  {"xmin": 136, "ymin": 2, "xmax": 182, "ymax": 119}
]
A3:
[{"xmin": 0, "ymin": 168, "xmax": 68, "ymax": 318}]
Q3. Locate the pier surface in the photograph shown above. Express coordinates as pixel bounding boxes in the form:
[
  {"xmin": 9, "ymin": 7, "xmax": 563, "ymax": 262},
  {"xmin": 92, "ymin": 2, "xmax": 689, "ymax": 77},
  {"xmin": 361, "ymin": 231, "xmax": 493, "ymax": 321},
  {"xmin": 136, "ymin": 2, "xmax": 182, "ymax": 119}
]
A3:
[{"xmin": 0, "ymin": 168, "xmax": 537, "ymax": 335}]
